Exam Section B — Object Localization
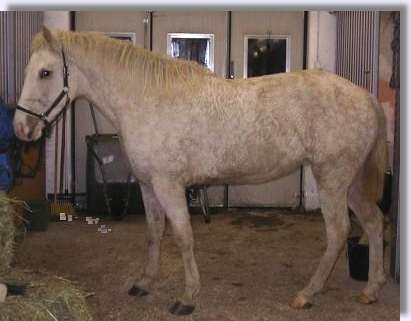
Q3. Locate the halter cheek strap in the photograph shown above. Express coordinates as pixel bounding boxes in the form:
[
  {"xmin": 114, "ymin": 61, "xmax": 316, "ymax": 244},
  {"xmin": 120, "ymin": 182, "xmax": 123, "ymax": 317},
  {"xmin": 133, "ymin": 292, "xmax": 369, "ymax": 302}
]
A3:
[{"xmin": 16, "ymin": 48, "xmax": 71, "ymax": 132}]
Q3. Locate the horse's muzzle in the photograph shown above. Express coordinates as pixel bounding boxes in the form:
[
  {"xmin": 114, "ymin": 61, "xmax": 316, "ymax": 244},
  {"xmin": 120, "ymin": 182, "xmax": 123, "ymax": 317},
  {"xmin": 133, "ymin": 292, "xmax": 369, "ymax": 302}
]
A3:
[{"xmin": 13, "ymin": 113, "xmax": 43, "ymax": 142}]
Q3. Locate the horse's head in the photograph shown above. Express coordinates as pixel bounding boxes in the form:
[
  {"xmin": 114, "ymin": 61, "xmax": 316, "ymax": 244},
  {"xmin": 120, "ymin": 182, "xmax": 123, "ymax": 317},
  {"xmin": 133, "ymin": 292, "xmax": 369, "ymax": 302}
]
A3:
[{"xmin": 14, "ymin": 27, "xmax": 72, "ymax": 141}]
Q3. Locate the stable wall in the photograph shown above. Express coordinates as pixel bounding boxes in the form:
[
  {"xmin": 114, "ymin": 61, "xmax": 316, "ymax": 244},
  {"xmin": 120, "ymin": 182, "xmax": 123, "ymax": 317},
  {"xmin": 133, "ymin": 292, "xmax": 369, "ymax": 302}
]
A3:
[
  {"xmin": 73, "ymin": 10, "xmax": 306, "ymax": 209},
  {"xmin": 303, "ymin": 11, "xmax": 336, "ymax": 210}
]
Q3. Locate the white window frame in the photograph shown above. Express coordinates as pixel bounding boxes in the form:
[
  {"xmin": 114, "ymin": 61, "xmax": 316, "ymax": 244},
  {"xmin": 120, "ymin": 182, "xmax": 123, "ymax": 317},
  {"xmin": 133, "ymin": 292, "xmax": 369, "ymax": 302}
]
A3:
[
  {"xmin": 243, "ymin": 34, "xmax": 291, "ymax": 78},
  {"xmin": 167, "ymin": 33, "xmax": 215, "ymax": 72}
]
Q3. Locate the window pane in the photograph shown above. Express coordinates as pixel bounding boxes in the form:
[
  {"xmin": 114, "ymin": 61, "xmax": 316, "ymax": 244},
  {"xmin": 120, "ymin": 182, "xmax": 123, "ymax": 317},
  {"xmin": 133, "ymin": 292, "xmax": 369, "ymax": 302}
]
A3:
[
  {"xmin": 247, "ymin": 38, "xmax": 287, "ymax": 78},
  {"xmin": 171, "ymin": 38, "xmax": 210, "ymax": 68}
]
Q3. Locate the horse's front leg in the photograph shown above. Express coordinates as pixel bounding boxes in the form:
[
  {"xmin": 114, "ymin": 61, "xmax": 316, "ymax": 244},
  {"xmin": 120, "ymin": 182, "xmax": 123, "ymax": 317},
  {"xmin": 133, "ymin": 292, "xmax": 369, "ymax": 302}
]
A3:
[
  {"xmin": 129, "ymin": 183, "xmax": 165, "ymax": 297},
  {"xmin": 152, "ymin": 177, "xmax": 200, "ymax": 315}
]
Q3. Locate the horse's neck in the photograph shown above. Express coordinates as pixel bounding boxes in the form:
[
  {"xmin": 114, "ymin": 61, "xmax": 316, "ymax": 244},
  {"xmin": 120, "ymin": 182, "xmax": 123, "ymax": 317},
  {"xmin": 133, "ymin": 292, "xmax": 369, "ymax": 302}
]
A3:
[{"xmin": 73, "ymin": 53, "xmax": 140, "ymax": 128}]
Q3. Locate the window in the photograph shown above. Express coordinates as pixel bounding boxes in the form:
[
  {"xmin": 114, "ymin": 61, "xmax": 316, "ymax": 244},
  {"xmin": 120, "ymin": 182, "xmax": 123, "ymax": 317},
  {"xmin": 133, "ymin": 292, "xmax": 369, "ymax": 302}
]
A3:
[
  {"xmin": 105, "ymin": 32, "xmax": 136, "ymax": 44},
  {"xmin": 244, "ymin": 35, "xmax": 290, "ymax": 78},
  {"xmin": 167, "ymin": 33, "xmax": 215, "ymax": 71}
]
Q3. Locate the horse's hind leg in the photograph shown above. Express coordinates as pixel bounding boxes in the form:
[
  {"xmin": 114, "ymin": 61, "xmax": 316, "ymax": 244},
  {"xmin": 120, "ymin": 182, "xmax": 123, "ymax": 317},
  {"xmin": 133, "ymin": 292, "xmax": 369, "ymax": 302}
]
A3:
[
  {"xmin": 129, "ymin": 183, "xmax": 165, "ymax": 297},
  {"xmin": 348, "ymin": 172, "xmax": 386, "ymax": 303},
  {"xmin": 152, "ymin": 177, "xmax": 200, "ymax": 315},
  {"xmin": 290, "ymin": 163, "xmax": 352, "ymax": 309}
]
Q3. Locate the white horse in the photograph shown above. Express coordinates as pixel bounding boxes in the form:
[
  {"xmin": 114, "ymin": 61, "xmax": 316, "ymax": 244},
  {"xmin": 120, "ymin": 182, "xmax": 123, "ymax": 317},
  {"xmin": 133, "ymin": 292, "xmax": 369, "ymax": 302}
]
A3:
[{"xmin": 14, "ymin": 28, "xmax": 387, "ymax": 315}]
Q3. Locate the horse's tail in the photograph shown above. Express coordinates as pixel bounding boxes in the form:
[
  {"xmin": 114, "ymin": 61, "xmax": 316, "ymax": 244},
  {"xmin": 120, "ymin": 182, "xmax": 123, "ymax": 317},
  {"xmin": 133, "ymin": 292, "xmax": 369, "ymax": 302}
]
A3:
[{"xmin": 362, "ymin": 97, "xmax": 388, "ymax": 203}]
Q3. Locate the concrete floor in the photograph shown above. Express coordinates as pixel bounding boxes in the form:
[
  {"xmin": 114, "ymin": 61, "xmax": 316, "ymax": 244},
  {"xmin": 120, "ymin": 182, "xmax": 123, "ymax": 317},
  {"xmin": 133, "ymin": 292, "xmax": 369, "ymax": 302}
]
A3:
[{"xmin": 14, "ymin": 209, "xmax": 399, "ymax": 321}]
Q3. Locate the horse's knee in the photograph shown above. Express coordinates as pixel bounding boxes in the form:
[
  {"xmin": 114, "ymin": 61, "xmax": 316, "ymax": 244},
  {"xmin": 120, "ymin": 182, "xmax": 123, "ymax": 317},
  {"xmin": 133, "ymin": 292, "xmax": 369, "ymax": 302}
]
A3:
[{"xmin": 176, "ymin": 236, "xmax": 194, "ymax": 253}]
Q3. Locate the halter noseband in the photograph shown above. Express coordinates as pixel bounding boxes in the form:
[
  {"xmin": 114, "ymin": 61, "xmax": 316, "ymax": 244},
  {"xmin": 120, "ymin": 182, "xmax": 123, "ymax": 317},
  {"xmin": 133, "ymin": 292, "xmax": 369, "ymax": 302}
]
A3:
[{"xmin": 16, "ymin": 49, "xmax": 71, "ymax": 133}]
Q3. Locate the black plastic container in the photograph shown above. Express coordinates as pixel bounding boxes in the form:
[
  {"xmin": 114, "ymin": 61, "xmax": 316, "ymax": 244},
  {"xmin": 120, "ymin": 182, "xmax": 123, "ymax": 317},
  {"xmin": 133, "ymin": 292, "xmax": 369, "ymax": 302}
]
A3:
[
  {"xmin": 347, "ymin": 236, "xmax": 369, "ymax": 281},
  {"xmin": 25, "ymin": 200, "xmax": 50, "ymax": 232},
  {"xmin": 86, "ymin": 134, "xmax": 145, "ymax": 217}
]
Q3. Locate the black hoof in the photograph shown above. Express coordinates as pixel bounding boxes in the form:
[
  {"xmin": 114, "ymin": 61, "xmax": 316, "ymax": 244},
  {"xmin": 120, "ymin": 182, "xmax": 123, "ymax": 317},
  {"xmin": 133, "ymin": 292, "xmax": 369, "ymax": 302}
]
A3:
[
  {"xmin": 301, "ymin": 302, "xmax": 313, "ymax": 309},
  {"xmin": 128, "ymin": 285, "xmax": 149, "ymax": 297},
  {"xmin": 6, "ymin": 283, "xmax": 27, "ymax": 296},
  {"xmin": 169, "ymin": 301, "xmax": 195, "ymax": 315}
]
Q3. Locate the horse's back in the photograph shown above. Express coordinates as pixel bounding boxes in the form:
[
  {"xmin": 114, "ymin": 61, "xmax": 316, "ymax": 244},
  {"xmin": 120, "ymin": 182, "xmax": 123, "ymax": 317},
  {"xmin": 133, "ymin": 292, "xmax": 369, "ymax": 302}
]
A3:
[
  {"xmin": 121, "ymin": 69, "xmax": 381, "ymax": 186},
  {"xmin": 214, "ymin": 69, "xmax": 380, "ymax": 163}
]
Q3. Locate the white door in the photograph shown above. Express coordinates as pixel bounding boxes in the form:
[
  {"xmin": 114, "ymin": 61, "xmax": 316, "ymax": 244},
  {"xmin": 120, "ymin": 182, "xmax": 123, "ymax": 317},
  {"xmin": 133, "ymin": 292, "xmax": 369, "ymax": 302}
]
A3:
[
  {"xmin": 228, "ymin": 11, "xmax": 305, "ymax": 207},
  {"xmin": 152, "ymin": 11, "xmax": 228, "ymax": 207}
]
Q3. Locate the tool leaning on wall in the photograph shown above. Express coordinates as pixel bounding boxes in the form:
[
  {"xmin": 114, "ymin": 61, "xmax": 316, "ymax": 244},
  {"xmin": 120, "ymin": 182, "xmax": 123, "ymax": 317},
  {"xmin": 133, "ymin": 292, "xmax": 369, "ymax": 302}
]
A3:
[{"xmin": 0, "ymin": 98, "xmax": 15, "ymax": 192}]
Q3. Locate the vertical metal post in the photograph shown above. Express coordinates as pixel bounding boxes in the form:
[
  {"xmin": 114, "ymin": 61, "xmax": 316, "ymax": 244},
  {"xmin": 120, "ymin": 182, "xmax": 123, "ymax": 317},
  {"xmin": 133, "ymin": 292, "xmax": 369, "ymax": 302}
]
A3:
[
  {"xmin": 225, "ymin": 11, "xmax": 232, "ymax": 79},
  {"xmin": 143, "ymin": 11, "xmax": 149, "ymax": 50},
  {"xmin": 389, "ymin": 11, "xmax": 400, "ymax": 283},
  {"xmin": 299, "ymin": 11, "xmax": 308, "ymax": 211},
  {"xmin": 223, "ymin": 10, "xmax": 232, "ymax": 209},
  {"xmin": 70, "ymin": 11, "xmax": 77, "ymax": 204},
  {"xmin": 149, "ymin": 11, "xmax": 153, "ymax": 51}
]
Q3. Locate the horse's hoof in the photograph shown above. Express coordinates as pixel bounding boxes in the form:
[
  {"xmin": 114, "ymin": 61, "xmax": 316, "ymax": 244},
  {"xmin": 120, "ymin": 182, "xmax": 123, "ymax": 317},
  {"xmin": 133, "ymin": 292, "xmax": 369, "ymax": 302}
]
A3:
[
  {"xmin": 169, "ymin": 301, "xmax": 195, "ymax": 315},
  {"xmin": 128, "ymin": 285, "xmax": 149, "ymax": 297},
  {"xmin": 357, "ymin": 292, "xmax": 377, "ymax": 305},
  {"xmin": 6, "ymin": 283, "xmax": 27, "ymax": 296},
  {"xmin": 289, "ymin": 294, "xmax": 313, "ymax": 309}
]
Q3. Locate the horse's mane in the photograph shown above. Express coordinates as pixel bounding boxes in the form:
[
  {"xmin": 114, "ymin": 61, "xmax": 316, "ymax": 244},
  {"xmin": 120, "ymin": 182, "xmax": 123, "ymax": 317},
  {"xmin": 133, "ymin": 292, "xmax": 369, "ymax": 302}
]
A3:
[{"xmin": 32, "ymin": 30, "xmax": 213, "ymax": 92}]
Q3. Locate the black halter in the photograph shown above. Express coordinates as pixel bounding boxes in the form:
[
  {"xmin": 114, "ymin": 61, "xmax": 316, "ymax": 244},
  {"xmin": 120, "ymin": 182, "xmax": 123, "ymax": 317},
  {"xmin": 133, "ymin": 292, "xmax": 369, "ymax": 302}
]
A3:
[{"xmin": 16, "ymin": 49, "xmax": 71, "ymax": 133}]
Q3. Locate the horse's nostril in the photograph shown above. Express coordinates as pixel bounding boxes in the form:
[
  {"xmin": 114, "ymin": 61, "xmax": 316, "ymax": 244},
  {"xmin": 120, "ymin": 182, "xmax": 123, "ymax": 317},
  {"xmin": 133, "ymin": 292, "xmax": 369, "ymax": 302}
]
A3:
[
  {"xmin": 16, "ymin": 123, "xmax": 24, "ymax": 138},
  {"xmin": 15, "ymin": 123, "xmax": 30, "ymax": 140}
]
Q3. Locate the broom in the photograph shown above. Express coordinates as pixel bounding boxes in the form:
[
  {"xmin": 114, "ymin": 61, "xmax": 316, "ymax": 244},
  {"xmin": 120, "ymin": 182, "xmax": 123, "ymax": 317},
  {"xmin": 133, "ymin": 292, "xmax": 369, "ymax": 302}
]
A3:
[
  {"xmin": 50, "ymin": 109, "xmax": 75, "ymax": 217},
  {"xmin": 50, "ymin": 117, "xmax": 59, "ymax": 217}
]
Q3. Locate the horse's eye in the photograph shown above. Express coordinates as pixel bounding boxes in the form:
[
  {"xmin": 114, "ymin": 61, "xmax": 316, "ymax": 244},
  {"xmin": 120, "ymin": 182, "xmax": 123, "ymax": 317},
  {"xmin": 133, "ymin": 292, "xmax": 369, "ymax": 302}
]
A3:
[{"xmin": 39, "ymin": 69, "xmax": 51, "ymax": 79}]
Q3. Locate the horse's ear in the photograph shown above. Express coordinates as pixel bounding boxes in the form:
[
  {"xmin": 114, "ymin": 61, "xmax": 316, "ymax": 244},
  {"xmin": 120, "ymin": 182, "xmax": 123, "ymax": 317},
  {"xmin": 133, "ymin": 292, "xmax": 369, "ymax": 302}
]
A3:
[{"xmin": 41, "ymin": 26, "xmax": 59, "ymax": 51}]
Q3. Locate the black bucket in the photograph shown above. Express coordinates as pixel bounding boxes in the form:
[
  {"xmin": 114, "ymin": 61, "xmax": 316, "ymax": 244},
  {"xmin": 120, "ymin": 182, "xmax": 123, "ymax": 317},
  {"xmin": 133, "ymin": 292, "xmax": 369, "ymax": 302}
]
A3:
[
  {"xmin": 25, "ymin": 200, "xmax": 50, "ymax": 232},
  {"xmin": 347, "ymin": 237, "xmax": 369, "ymax": 281}
]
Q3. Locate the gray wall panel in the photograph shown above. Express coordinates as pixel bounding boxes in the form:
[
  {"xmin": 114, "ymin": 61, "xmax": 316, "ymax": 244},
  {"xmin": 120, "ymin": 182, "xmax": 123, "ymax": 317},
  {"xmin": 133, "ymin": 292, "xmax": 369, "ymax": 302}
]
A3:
[
  {"xmin": 336, "ymin": 11, "xmax": 379, "ymax": 96},
  {"xmin": 0, "ymin": 11, "xmax": 43, "ymax": 104}
]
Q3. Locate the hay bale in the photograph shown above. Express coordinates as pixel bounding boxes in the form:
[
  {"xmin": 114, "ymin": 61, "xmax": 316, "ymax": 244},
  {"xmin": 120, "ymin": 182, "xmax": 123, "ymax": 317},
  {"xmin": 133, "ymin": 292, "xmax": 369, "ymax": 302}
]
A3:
[
  {"xmin": 0, "ymin": 270, "xmax": 94, "ymax": 321},
  {"xmin": 0, "ymin": 193, "xmax": 94, "ymax": 321},
  {"xmin": 0, "ymin": 192, "xmax": 17, "ymax": 274},
  {"xmin": 0, "ymin": 283, "xmax": 6, "ymax": 303}
]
